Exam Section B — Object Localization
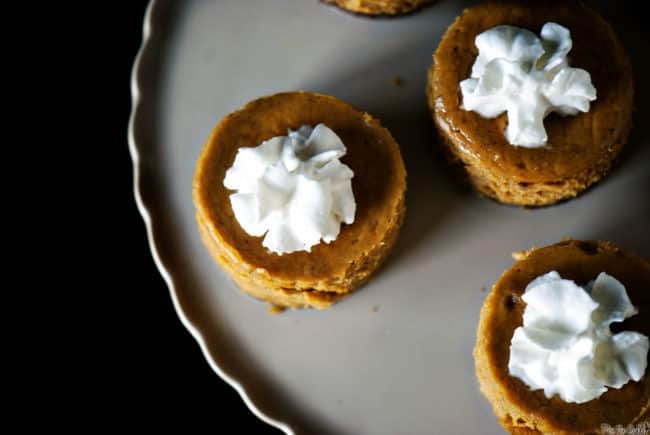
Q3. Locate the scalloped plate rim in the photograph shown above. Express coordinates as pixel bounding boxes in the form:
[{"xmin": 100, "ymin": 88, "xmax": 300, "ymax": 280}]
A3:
[{"xmin": 127, "ymin": 1, "xmax": 293, "ymax": 432}]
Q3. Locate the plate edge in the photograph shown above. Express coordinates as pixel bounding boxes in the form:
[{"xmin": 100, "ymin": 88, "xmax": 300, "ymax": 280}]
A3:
[{"xmin": 127, "ymin": 2, "xmax": 294, "ymax": 433}]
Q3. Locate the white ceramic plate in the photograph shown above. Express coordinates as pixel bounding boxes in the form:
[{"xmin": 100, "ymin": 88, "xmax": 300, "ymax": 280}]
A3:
[{"xmin": 129, "ymin": 1, "xmax": 649, "ymax": 433}]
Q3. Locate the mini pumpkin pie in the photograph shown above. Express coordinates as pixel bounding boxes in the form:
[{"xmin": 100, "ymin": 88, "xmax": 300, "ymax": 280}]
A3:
[
  {"xmin": 193, "ymin": 92, "xmax": 406, "ymax": 310},
  {"xmin": 427, "ymin": 1, "xmax": 634, "ymax": 206},
  {"xmin": 322, "ymin": 0, "xmax": 432, "ymax": 16},
  {"xmin": 475, "ymin": 240, "xmax": 650, "ymax": 434}
]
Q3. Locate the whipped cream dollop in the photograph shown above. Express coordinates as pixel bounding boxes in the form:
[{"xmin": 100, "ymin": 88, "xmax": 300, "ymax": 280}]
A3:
[
  {"xmin": 460, "ymin": 23, "xmax": 597, "ymax": 148},
  {"xmin": 223, "ymin": 124, "xmax": 356, "ymax": 255},
  {"xmin": 508, "ymin": 271, "xmax": 648, "ymax": 404}
]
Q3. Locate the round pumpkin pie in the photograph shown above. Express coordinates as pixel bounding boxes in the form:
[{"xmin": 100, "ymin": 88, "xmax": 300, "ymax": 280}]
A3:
[
  {"xmin": 193, "ymin": 92, "xmax": 406, "ymax": 310},
  {"xmin": 475, "ymin": 240, "xmax": 650, "ymax": 434},
  {"xmin": 427, "ymin": 1, "xmax": 634, "ymax": 206},
  {"xmin": 322, "ymin": 0, "xmax": 432, "ymax": 16}
]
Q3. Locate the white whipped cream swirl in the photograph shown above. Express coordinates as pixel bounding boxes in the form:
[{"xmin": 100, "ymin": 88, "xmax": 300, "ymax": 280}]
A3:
[
  {"xmin": 460, "ymin": 23, "xmax": 597, "ymax": 148},
  {"xmin": 223, "ymin": 124, "xmax": 356, "ymax": 255},
  {"xmin": 508, "ymin": 271, "xmax": 648, "ymax": 404}
]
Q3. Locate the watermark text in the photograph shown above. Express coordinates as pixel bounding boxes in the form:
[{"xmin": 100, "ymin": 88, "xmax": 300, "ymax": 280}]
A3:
[{"xmin": 601, "ymin": 422, "xmax": 649, "ymax": 435}]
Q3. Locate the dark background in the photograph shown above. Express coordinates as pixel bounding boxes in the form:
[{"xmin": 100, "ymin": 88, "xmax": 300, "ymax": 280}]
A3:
[{"xmin": 109, "ymin": 1, "xmax": 280, "ymax": 432}]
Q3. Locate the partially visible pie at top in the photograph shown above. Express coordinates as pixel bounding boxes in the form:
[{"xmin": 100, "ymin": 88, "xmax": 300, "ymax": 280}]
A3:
[{"xmin": 322, "ymin": 0, "xmax": 432, "ymax": 16}]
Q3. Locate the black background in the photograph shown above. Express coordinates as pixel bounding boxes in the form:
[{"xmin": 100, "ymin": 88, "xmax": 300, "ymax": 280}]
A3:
[{"xmin": 106, "ymin": 1, "xmax": 281, "ymax": 432}]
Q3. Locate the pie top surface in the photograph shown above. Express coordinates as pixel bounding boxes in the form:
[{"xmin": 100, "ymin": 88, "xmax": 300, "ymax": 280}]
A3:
[{"xmin": 193, "ymin": 92, "xmax": 406, "ymax": 281}]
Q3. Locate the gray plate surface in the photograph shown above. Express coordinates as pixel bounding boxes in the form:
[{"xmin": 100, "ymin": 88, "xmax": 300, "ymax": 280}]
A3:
[{"xmin": 129, "ymin": 1, "xmax": 649, "ymax": 433}]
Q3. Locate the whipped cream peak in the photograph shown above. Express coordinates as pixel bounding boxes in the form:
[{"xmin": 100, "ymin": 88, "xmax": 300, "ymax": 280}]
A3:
[
  {"xmin": 223, "ymin": 123, "xmax": 355, "ymax": 255},
  {"xmin": 460, "ymin": 22, "xmax": 597, "ymax": 148},
  {"xmin": 508, "ymin": 271, "xmax": 648, "ymax": 404}
]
